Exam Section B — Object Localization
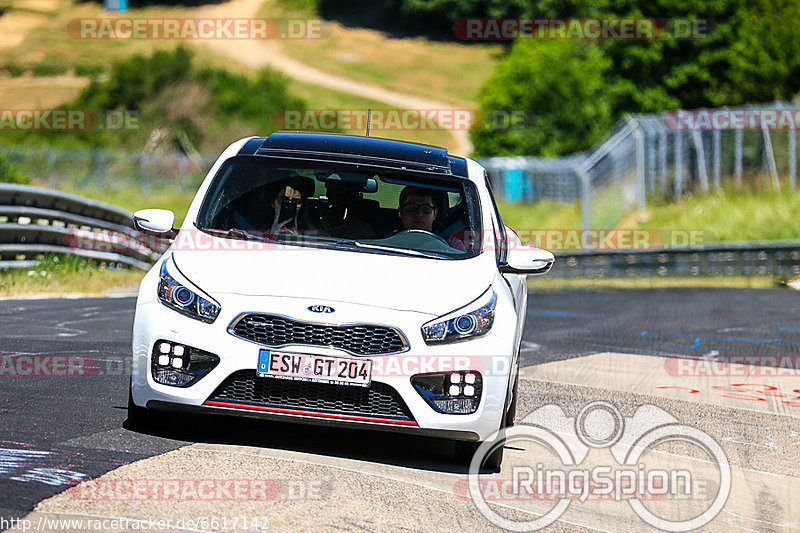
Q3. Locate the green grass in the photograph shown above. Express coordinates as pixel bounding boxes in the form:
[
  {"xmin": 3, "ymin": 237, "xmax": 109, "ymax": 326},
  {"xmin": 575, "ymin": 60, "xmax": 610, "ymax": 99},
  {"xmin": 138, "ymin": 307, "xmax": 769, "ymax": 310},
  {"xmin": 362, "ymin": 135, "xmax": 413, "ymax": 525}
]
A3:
[
  {"xmin": 590, "ymin": 182, "xmax": 628, "ymax": 229},
  {"xmin": 638, "ymin": 186, "xmax": 800, "ymax": 241},
  {"xmin": 0, "ymin": 255, "xmax": 144, "ymax": 297},
  {"xmin": 58, "ymin": 183, "xmax": 197, "ymax": 226},
  {"xmin": 497, "ymin": 184, "xmax": 800, "ymax": 247},
  {"xmin": 497, "ymin": 199, "xmax": 582, "ymax": 249},
  {"xmin": 258, "ymin": 0, "xmax": 502, "ymax": 108},
  {"xmin": 497, "ymin": 199, "xmax": 581, "ymax": 231},
  {"xmin": 528, "ymin": 275, "xmax": 785, "ymax": 290}
]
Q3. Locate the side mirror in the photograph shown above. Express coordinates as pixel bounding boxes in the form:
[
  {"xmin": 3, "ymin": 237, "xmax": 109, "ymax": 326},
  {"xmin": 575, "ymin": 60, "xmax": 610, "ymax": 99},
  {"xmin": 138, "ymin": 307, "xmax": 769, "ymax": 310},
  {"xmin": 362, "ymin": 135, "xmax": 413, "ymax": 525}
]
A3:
[
  {"xmin": 133, "ymin": 209, "xmax": 177, "ymax": 238},
  {"xmin": 500, "ymin": 247, "xmax": 555, "ymax": 275}
]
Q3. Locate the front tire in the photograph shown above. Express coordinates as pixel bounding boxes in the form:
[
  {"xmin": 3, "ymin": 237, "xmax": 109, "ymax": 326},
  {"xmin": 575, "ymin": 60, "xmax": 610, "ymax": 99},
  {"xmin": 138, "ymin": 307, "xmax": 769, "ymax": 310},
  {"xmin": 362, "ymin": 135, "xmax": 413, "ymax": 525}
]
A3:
[
  {"xmin": 504, "ymin": 360, "xmax": 520, "ymax": 427},
  {"xmin": 454, "ymin": 439, "xmax": 504, "ymax": 471},
  {"xmin": 454, "ymin": 356, "xmax": 519, "ymax": 470}
]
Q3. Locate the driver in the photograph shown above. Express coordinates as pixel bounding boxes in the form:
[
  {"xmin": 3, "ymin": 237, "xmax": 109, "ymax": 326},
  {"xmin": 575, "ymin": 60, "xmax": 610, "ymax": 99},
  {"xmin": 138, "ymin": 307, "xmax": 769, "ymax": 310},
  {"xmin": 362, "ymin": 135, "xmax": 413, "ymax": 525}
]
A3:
[
  {"xmin": 397, "ymin": 186, "xmax": 466, "ymax": 250},
  {"xmin": 397, "ymin": 186, "xmax": 437, "ymax": 232}
]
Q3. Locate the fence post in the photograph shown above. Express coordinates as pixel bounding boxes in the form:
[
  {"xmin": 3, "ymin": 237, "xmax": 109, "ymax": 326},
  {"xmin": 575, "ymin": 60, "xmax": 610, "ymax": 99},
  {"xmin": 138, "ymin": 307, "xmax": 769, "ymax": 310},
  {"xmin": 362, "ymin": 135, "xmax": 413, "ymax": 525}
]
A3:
[
  {"xmin": 627, "ymin": 116, "xmax": 647, "ymax": 211},
  {"xmin": 761, "ymin": 125, "xmax": 780, "ymax": 190},
  {"xmin": 690, "ymin": 130, "xmax": 710, "ymax": 192},
  {"xmin": 712, "ymin": 128, "xmax": 721, "ymax": 190},
  {"xmin": 576, "ymin": 165, "xmax": 591, "ymax": 231},
  {"xmin": 647, "ymin": 125, "xmax": 657, "ymax": 196},
  {"xmin": 790, "ymin": 127, "xmax": 797, "ymax": 191},
  {"xmin": 659, "ymin": 129, "xmax": 668, "ymax": 195},
  {"xmin": 674, "ymin": 131, "xmax": 684, "ymax": 197},
  {"xmin": 735, "ymin": 129, "xmax": 743, "ymax": 188},
  {"xmin": 787, "ymin": 103, "xmax": 797, "ymax": 190}
]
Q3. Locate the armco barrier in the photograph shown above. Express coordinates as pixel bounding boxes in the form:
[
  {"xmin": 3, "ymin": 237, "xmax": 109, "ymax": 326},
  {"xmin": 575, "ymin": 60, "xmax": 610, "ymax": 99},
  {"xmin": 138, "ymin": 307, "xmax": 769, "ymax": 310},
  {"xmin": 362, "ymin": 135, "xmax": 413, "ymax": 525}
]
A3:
[
  {"xmin": 0, "ymin": 184, "xmax": 166, "ymax": 270},
  {"xmin": 551, "ymin": 240, "xmax": 800, "ymax": 278},
  {"xmin": 2, "ymin": 184, "xmax": 797, "ymax": 277}
]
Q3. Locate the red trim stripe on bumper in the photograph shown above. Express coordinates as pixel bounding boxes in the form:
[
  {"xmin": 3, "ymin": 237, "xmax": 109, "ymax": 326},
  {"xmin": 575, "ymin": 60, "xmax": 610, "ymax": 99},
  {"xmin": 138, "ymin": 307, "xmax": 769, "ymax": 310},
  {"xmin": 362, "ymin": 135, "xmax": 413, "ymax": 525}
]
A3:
[{"xmin": 204, "ymin": 400, "xmax": 418, "ymax": 426}]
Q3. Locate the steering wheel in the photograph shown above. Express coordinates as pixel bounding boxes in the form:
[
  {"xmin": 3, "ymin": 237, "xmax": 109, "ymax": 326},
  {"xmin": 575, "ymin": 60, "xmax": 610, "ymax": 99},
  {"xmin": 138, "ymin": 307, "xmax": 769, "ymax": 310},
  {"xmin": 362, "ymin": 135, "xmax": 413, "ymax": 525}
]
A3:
[{"xmin": 395, "ymin": 229, "xmax": 450, "ymax": 246}]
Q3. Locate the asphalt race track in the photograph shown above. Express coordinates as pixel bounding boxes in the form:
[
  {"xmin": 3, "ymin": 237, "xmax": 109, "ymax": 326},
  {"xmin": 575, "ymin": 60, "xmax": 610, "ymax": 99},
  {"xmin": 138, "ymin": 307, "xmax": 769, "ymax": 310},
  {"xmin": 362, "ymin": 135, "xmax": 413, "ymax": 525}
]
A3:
[{"xmin": 1, "ymin": 289, "xmax": 798, "ymax": 532}]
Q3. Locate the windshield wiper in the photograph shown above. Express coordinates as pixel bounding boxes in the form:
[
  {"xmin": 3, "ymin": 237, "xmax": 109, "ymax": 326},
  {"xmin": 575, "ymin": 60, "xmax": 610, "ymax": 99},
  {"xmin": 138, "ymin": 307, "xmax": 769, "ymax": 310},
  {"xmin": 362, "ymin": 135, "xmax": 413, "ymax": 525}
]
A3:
[{"xmin": 334, "ymin": 240, "xmax": 450, "ymax": 259}]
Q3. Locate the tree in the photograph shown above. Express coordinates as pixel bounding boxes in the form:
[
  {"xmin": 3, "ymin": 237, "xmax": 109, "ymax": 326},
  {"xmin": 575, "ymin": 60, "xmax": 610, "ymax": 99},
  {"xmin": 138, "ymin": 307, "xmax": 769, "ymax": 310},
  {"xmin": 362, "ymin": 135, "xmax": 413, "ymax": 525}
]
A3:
[{"xmin": 471, "ymin": 39, "xmax": 613, "ymax": 156}]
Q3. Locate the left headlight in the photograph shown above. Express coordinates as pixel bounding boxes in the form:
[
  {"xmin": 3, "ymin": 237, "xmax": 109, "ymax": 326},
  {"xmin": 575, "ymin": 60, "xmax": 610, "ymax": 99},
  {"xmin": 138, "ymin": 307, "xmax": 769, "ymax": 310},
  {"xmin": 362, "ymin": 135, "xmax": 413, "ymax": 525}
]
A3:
[
  {"xmin": 421, "ymin": 288, "xmax": 496, "ymax": 345},
  {"xmin": 157, "ymin": 255, "xmax": 221, "ymax": 323}
]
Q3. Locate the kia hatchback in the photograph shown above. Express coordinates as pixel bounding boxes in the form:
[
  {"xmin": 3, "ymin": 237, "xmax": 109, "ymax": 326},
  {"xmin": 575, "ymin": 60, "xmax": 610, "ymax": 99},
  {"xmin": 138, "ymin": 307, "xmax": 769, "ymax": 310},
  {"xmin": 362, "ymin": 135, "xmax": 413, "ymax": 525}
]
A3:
[{"xmin": 129, "ymin": 132, "xmax": 553, "ymax": 469}]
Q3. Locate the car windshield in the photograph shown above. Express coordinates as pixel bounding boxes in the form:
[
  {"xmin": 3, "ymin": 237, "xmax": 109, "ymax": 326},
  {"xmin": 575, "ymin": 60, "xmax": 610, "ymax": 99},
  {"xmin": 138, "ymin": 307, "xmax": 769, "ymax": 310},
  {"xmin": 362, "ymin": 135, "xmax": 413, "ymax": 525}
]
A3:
[{"xmin": 195, "ymin": 156, "xmax": 482, "ymax": 259}]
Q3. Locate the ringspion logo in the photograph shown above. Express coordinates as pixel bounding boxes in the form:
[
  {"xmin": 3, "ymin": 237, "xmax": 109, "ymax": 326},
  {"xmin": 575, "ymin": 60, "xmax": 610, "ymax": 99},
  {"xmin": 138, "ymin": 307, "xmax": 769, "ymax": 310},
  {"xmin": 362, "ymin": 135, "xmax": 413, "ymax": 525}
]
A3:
[{"xmin": 467, "ymin": 401, "xmax": 730, "ymax": 531}]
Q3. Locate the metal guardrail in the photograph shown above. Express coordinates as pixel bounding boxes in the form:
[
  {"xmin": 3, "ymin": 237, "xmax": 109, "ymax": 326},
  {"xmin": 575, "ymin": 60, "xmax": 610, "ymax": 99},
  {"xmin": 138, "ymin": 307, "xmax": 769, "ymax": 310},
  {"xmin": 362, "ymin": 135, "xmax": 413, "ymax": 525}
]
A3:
[
  {"xmin": 1, "ymin": 184, "xmax": 797, "ymax": 278},
  {"xmin": 0, "ymin": 184, "xmax": 164, "ymax": 270},
  {"xmin": 550, "ymin": 240, "xmax": 800, "ymax": 278}
]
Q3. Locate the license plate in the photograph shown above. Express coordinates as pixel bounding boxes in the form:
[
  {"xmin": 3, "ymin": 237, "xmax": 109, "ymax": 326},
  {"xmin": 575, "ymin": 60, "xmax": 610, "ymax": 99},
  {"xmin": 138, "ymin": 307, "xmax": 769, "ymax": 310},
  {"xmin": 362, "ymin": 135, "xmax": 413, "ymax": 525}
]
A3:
[{"xmin": 257, "ymin": 349, "xmax": 372, "ymax": 387}]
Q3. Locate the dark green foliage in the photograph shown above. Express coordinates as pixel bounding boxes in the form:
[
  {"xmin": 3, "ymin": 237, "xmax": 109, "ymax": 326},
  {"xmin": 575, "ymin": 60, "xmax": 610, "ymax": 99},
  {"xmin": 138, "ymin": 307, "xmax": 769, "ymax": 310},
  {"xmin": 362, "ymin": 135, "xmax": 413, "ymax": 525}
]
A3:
[
  {"xmin": 76, "ymin": 46, "xmax": 194, "ymax": 112},
  {"xmin": 315, "ymin": 0, "xmax": 798, "ymax": 155},
  {"xmin": 30, "ymin": 59, "xmax": 69, "ymax": 77},
  {"xmin": 0, "ymin": 153, "xmax": 28, "ymax": 184},
  {"xmin": 471, "ymin": 40, "xmax": 613, "ymax": 156},
  {"xmin": 6, "ymin": 46, "xmax": 305, "ymax": 151},
  {"xmin": 74, "ymin": 62, "xmax": 106, "ymax": 78}
]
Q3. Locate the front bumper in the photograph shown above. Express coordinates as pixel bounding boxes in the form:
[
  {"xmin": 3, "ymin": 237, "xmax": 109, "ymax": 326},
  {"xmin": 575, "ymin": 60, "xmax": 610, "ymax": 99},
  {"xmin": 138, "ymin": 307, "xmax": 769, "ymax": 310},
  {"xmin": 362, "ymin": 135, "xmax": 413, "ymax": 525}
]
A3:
[{"xmin": 132, "ymin": 291, "xmax": 518, "ymax": 442}]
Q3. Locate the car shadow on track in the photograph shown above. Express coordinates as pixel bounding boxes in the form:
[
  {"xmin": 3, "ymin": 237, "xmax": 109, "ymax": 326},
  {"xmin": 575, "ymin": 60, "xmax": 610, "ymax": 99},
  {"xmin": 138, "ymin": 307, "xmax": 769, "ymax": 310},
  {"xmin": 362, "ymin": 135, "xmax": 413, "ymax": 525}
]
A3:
[{"xmin": 123, "ymin": 411, "xmax": 477, "ymax": 474}]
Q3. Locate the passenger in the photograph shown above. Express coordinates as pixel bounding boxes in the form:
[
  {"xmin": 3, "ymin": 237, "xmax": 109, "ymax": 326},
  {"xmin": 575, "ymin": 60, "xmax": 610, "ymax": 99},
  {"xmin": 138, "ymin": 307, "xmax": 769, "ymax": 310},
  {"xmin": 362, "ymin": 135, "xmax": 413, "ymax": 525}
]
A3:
[
  {"xmin": 270, "ymin": 177, "xmax": 308, "ymax": 235},
  {"xmin": 397, "ymin": 186, "xmax": 466, "ymax": 250}
]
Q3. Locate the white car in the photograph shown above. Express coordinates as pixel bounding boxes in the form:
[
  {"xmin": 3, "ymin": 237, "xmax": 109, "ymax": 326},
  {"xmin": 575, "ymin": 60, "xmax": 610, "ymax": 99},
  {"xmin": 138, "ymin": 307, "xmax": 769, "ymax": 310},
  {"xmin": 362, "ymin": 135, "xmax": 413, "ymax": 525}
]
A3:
[{"xmin": 129, "ymin": 132, "xmax": 553, "ymax": 469}]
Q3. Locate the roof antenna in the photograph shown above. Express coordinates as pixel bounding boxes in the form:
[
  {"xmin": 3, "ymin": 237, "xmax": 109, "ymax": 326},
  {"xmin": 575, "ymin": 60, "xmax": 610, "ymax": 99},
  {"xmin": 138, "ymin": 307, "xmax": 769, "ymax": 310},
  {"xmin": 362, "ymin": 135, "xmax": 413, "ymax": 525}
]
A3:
[{"xmin": 366, "ymin": 109, "xmax": 371, "ymax": 137}]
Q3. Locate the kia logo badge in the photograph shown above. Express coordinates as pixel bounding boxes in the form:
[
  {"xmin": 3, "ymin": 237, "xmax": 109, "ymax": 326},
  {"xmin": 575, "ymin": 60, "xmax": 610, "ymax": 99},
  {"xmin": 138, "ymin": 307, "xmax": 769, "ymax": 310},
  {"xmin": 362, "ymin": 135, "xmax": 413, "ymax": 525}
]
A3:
[{"xmin": 308, "ymin": 305, "xmax": 334, "ymax": 313}]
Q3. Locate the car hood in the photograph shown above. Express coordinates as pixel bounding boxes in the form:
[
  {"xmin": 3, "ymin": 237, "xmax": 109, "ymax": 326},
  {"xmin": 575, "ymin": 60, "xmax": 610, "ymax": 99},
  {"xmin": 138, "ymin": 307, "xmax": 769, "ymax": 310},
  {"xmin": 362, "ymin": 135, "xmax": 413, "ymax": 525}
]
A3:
[{"xmin": 172, "ymin": 245, "xmax": 493, "ymax": 316}]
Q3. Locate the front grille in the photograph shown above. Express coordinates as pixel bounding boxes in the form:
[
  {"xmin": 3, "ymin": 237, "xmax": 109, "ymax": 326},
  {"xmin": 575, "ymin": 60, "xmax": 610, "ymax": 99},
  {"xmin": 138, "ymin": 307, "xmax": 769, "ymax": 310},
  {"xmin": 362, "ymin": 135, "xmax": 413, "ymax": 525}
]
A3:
[
  {"xmin": 229, "ymin": 314, "xmax": 407, "ymax": 356},
  {"xmin": 208, "ymin": 370, "xmax": 414, "ymax": 421}
]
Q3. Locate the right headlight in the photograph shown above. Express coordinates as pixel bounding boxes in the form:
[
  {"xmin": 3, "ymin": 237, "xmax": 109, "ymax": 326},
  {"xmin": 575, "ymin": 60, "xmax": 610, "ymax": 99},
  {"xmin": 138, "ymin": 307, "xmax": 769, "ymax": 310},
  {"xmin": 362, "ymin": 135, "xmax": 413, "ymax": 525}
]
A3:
[
  {"xmin": 157, "ymin": 255, "xmax": 221, "ymax": 323},
  {"xmin": 421, "ymin": 288, "xmax": 496, "ymax": 345}
]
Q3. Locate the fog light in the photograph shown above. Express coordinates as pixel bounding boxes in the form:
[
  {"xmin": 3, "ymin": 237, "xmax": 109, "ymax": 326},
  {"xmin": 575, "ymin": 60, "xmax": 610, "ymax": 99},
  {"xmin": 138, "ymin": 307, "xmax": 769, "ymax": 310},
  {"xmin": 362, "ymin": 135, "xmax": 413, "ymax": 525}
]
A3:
[
  {"xmin": 155, "ymin": 369, "xmax": 195, "ymax": 387},
  {"xmin": 433, "ymin": 398, "xmax": 475, "ymax": 414},
  {"xmin": 159, "ymin": 342, "xmax": 171, "ymax": 354},
  {"xmin": 465, "ymin": 373, "xmax": 476, "ymax": 384},
  {"xmin": 411, "ymin": 371, "xmax": 483, "ymax": 414},
  {"xmin": 151, "ymin": 340, "xmax": 219, "ymax": 387}
]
